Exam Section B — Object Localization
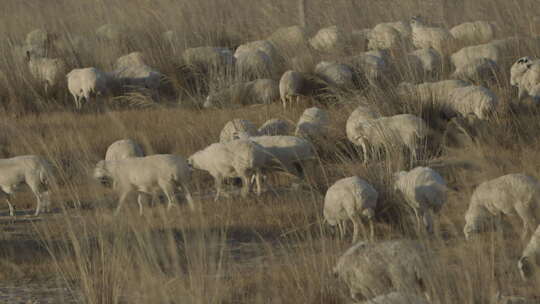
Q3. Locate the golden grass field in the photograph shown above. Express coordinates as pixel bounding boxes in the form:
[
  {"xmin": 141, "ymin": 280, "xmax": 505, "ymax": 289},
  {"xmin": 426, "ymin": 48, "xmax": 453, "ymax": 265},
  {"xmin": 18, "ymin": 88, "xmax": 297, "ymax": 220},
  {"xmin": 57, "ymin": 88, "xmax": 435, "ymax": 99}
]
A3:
[{"xmin": 2, "ymin": 0, "xmax": 540, "ymax": 303}]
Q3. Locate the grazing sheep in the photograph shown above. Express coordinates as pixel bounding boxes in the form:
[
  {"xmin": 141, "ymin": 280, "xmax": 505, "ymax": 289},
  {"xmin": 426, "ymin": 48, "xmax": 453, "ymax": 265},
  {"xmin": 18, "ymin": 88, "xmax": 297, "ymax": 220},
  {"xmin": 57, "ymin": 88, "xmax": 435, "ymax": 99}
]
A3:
[
  {"xmin": 267, "ymin": 25, "xmax": 309, "ymax": 52},
  {"xmin": 26, "ymin": 51, "xmax": 66, "ymax": 94},
  {"xmin": 367, "ymin": 24, "xmax": 403, "ymax": 51},
  {"xmin": 235, "ymin": 50, "xmax": 275, "ymax": 80},
  {"xmin": 346, "ymin": 105, "xmax": 380, "ymax": 145},
  {"xmin": 219, "ymin": 119, "xmax": 260, "ymax": 143},
  {"xmin": 182, "ymin": 46, "xmax": 235, "ymax": 71},
  {"xmin": 445, "ymin": 85, "xmax": 498, "ymax": 119},
  {"xmin": 405, "ymin": 47, "xmax": 442, "ymax": 77},
  {"xmin": 396, "ymin": 79, "xmax": 471, "ymax": 104},
  {"xmin": 394, "ymin": 167, "xmax": 448, "ymax": 233},
  {"xmin": 464, "ymin": 174, "xmax": 540, "ymax": 240},
  {"xmin": 249, "ymin": 135, "xmax": 315, "ymax": 180},
  {"xmin": 96, "ymin": 23, "xmax": 127, "ymax": 41},
  {"xmin": 279, "ymin": 70, "xmax": 314, "ymax": 109},
  {"xmin": 93, "ymin": 154, "xmax": 194, "ymax": 215},
  {"xmin": 510, "ymin": 56, "xmax": 540, "ymax": 103},
  {"xmin": 347, "ymin": 53, "xmax": 390, "ymax": 88},
  {"xmin": 25, "ymin": 28, "xmax": 52, "ymax": 48},
  {"xmin": 450, "ymin": 37, "xmax": 520, "ymax": 70},
  {"xmin": 258, "ymin": 118, "xmax": 292, "ymax": 136},
  {"xmin": 105, "ymin": 139, "xmax": 145, "ymax": 161},
  {"xmin": 360, "ymin": 292, "xmax": 431, "ymax": 304},
  {"xmin": 410, "ymin": 16, "xmax": 457, "ymax": 55},
  {"xmin": 347, "ymin": 114, "xmax": 430, "ymax": 164},
  {"xmin": 324, "ymin": 176, "xmax": 378, "ymax": 242},
  {"xmin": 314, "ymin": 61, "xmax": 354, "ymax": 90},
  {"xmin": 294, "ymin": 107, "xmax": 329, "ymax": 139},
  {"xmin": 309, "ymin": 25, "xmax": 346, "ymax": 53},
  {"xmin": 114, "ymin": 52, "xmax": 163, "ymax": 93},
  {"xmin": 450, "ymin": 21, "xmax": 498, "ymax": 47},
  {"xmin": 204, "ymin": 79, "xmax": 279, "ymax": 108},
  {"xmin": 66, "ymin": 67, "xmax": 115, "ymax": 110},
  {"xmin": 518, "ymin": 225, "xmax": 540, "ymax": 281},
  {"xmin": 350, "ymin": 28, "xmax": 371, "ymax": 51},
  {"xmin": 234, "ymin": 40, "xmax": 279, "ymax": 62},
  {"xmin": 451, "ymin": 58, "xmax": 500, "ymax": 83},
  {"xmin": 333, "ymin": 240, "xmax": 429, "ymax": 301},
  {"xmin": 0, "ymin": 155, "xmax": 53, "ymax": 216},
  {"xmin": 188, "ymin": 139, "xmax": 269, "ymax": 200}
]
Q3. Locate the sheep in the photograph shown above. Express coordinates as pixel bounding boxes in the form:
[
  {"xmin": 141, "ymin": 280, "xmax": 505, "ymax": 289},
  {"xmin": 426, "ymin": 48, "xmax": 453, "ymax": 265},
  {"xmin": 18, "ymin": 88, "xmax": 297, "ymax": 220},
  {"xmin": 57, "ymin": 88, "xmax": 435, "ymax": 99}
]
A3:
[
  {"xmin": 324, "ymin": 176, "xmax": 378, "ymax": 242},
  {"xmin": 234, "ymin": 40, "xmax": 279, "ymax": 61},
  {"xmin": 510, "ymin": 56, "xmax": 540, "ymax": 103},
  {"xmin": 396, "ymin": 79, "xmax": 471, "ymax": 104},
  {"xmin": 464, "ymin": 173, "xmax": 540, "ymax": 240},
  {"xmin": 267, "ymin": 25, "xmax": 309, "ymax": 53},
  {"xmin": 249, "ymin": 135, "xmax": 315, "ymax": 180},
  {"xmin": 93, "ymin": 154, "xmax": 194, "ymax": 215},
  {"xmin": 394, "ymin": 167, "xmax": 448, "ymax": 234},
  {"xmin": 333, "ymin": 240, "xmax": 430, "ymax": 301},
  {"xmin": 114, "ymin": 52, "xmax": 164, "ymax": 94},
  {"xmin": 346, "ymin": 105, "xmax": 380, "ymax": 145},
  {"xmin": 450, "ymin": 21, "xmax": 498, "ymax": 47},
  {"xmin": 219, "ymin": 119, "xmax": 260, "ymax": 143},
  {"xmin": 410, "ymin": 16, "xmax": 457, "ymax": 55},
  {"xmin": 450, "ymin": 37, "xmax": 521, "ymax": 70},
  {"xmin": 314, "ymin": 61, "xmax": 354, "ymax": 90},
  {"xmin": 188, "ymin": 139, "xmax": 269, "ymax": 200},
  {"xmin": 360, "ymin": 292, "xmax": 431, "ymax": 304},
  {"xmin": 66, "ymin": 67, "xmax": 115, "ymax": 110},
  {"xmin": 235, "ymin": 50, "xmax": 275, "ymax": 80},
  {"xmin": 518, "ymin": 225, "xmax": 540, "ymax": 281},
  {"xmin": 0, "ymin": 155, "xmax": 54, "ymax": 216},
  {"xmin": 279, "ymin": 70, "xmax": 316, "ymax": 109},
  {"xmin": 445, "ymin": 85, "xmax": 498, "ymax": 119},
  {"xmin": 258, "ymin": 118, "xmax": 292, "ymax": 136},
  {"xmin": 350, "ymin": 28, "xmax": 371, "ymax": 51},
  {"xmin": 182, "ymin": 46, "xmax": 235, "ymax": 71},
  {"xmin": 346, "ymin": 53, "xmax": 390, "ymax": 88},
  {"xmin": 405, "ymin": 47, "xmax": 442, "ymax": 78},
  {"xmin": 367, "ymin": 24, "xmax": 403, "ymax": 51},
  {"xmin": 309, "ymin": 25, "xmax": 346, "ymax": 53},
  {"xmin": 204, "ymin": 79, "xmax": 279, "ymax": 108},
  {"xmin": 105, "ymin": 139, "xmax": 145, "ymax": 161},
  {"xmin": 450, "ymin": 58, "xmax": 500, "ymax": 84},
  {"xmin": 25, "ymin": 51, "xmax": 67, "ymax": 94},
  {"xmin": 25, "ymin": 28, "xmax": 52, "ymax": 48},
  {"xmin": 347, "ymin": 114, "xmax": 430, "ymax": 164},
  {"xmin": 294, "ymin": 107, "xmax": 329, "ymax": 139},
  {"xmin": 96, "ymin": 23, "xmax": 127, "ymax": 41}
]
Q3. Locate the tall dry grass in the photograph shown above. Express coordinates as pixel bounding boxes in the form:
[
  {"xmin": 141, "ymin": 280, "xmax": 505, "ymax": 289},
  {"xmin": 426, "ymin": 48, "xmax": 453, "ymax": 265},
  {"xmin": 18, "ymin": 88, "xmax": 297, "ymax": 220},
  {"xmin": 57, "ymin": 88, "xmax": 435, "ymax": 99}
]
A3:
[{"xmin": 1, "ymin": 0, "xmax": 540, "ymax": 303}]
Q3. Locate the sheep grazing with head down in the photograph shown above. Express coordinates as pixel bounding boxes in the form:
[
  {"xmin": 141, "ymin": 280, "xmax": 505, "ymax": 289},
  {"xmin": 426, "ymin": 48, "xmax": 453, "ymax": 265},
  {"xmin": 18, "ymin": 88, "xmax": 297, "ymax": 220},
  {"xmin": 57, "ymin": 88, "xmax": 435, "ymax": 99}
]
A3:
[
  {"xmin": 204, "ymin": 79, "xmax": 279, "ymax": 108},
  {"xmin": 219, "ymin": 119, "xmax": 260, "ymax": 143},
  {"xmin": 0, "ymin": 155, "xmax": 54, "ymax": 216},
  {"xmin": 396, "ymin": 79, "xmax": 471, "ymax": 104},
  {"xmin": 451, "ymin": 58, "xmax": 500, "ymax": 84},
  {"xmin": 510, "ymin": 56, "xmax": 540, "ymax": 103},
  {"xmin": 333, "ymin": 240, "xmax": 430, "ymax": 302},
  {"xmin": 182, "ymin": 46, "xmax": 235, "ymax": 72},
  {"xmin": 188, "ymin": 139, "xmax": 269, "ymax": 200},
  {"xmin": 405, "ymin": 47, "xmax": 442, "ymax": 78},
  {"xmin": 279, "ymin": 70, "xmax": 316, "ymax": 109},
  {"xmin": 26, "ymin": 50, "xmax": 66, "ymax": 94},
  {"xmin": 324, "ymin": 176, "xmax": 378, "ymax": 242},
  {"xmin": 114, "ymin": 52, "xmax": 164, "ymax": 95},
  {"xmin": 394, "ymin": 167, "xmax": 448, "ymax": 234},
  {"xmin": 94, "ymin": 154, "xmax": 194, "ymax": 215},
  {"xmin": 445, "ymin": 85, "xmax": 498, "ymax": 120},
  {"xmin": 464, "ymin": 173, "xmax": 540, "ymax": 240},
  {"xmin": 309, "ymin": 25, "xmax": 346, "ymax": 54},
  {"xmin": 450, "ymin": 21, "xmax": 498, "ymax": 47},
  {"xmin": 410, "ymin": 16, "xmax": 457, "ymax": 55},
  {"xmin": 295, "ymin": 107, "xmax": 329, "ymax": 140},
  {"xmin": 518, "ymin": 225, "xmax": 540, "ymax": 281},
  {"xmin": 314, "ymin": 61, "xmax": 355, "ymax": 90},
  {"xmin": 258, "ymin": 118, "xmax": 292, "ymax": 136},
  {"xmin": 235, "ymin": 50, "xmax": 276, "ymax": 80},
  {"xmin": 66, "ymin": 67, "xmax": 115, "ymax": 110}
]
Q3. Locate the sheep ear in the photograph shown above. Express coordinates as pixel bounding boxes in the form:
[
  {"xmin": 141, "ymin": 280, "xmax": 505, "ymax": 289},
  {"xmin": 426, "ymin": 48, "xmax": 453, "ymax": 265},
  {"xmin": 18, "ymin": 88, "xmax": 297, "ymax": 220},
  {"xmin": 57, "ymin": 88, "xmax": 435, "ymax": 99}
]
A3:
[{"xmin": 518, "ymin": 57, "xmax": 529, "ymax": 64}]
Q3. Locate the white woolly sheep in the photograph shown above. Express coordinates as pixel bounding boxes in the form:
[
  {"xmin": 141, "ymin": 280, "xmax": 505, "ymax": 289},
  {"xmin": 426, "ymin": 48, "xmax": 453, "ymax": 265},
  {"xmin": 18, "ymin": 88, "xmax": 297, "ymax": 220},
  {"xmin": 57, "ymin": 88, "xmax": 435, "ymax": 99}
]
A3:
[
  {"xmin": 346, "ymin": 105, "xmax": 380, "ymax": 145},
  {"xmin": 258, "ymin": 118, "xmax": 292, "ymax": 136},
  {"xmin": 204, "ymin": 79, "xmax": 279, "ymax": 108},
  {"xmin": 309, "ymin": 25, "xmax": 346, "ymax": 53},
  {"xmin": 0, "ymin": 155, "xmax": 53, "ymax": 216},
  {"xmin": 464, "ymin": 173, "xmax": 540, "ymax": 240},
  {"xmin": 66, "ymin": 67, "xmax": 115, "ymax": 110},
  {"xmin": 405, "ymin": 47, "xmax": 442, "ymax": 77},
  {"xmin": 26, "ymin": 51, "xmax": 67, "ymax": 94},
  {"xmin": 367, "ymin": 24, "xmax": 402, "ymax": 51},
  {"xmin": 333, "ymin": 240, "xmax": 429, "ymax": 301},
  {"xmin": 219, "ymin": 119, "xmax": 260, "ymax": 143},
  {"xmin": 347, "ymin": 53, "xmax": 390, "ymax": 88},
  {"xmin": 294, "ymin": 107, "xmax": 329, "ymax": 139},
  {"xmin": 445, "ymin": 85, "xmax": 498, "ymax": 119},
  {"xmin": 396, "ymin": 79, "xmax": 471, "ymax": 104},
  {"xmin": 324, "ymin": 176, "xmax": 378, "ymax": 242},
  {"xmin": 105, "ymin": 139, "xmax": 145, "ymax": 161},
  {"xmin": 267, "ymin": 25, "xmax": 309, "ymax": 52},
  {"xmin": 249, "ymin": 135, "xmax": 315, "ymax": 180},
  {"xmin": 114, "ymin": 52, "xmax": 163, "ymax": 93},
  {"xmin": 188, "ymin": 139, "xmax": 269, "ymax": 200},
  {"xmin": 451, "ymin": 58, "xmax": 500, "ymax": 83},
  {"xmin": 234, "ymin": 40, "xmax": 279, "ymax": 61},
  {"xmin": 510, "ymin": 56, "xmax": 540, "ymax": 103},
  {"xmin": 25, "ymin": 29, "xmax": 51, "ymax": 48},
  {"xmin": 279, "ymin": 70, "xmax": 314, "ymax": 109},
  {"xmin": 93, "ymin": 154, "xmax": 194, "ymax": 215},
  {"xmin": 235, "ymin": 49, "xmax": 275, "ymax": 80},
  {"xmin": 182, "ymin": 46, "xmax": 235, "ymax": 70},
  {"xmin": 518, "ymin": 225, "xmax": 540, "ymax": 281},
  {"xmin": 360, "ymin": 292, "xmax": 431, "ymax": 304},
  {"xmin": 450, "ymin": 21, "xmax": 498, "ymax": 47},
  {"xmin": 314, "ymin": 61, "xmax": 354, "ymax": 90},
  {"xmin": 394, "ymin": 167, "xmax": 447, "ymax": 234},
  {"xmin": 347, "ymin": 113, "xmax": 430, "ymax": 164},
  {"xmin": 450, "ymin": 37, "xmax": 520, "ymax": 70},
  {"xmin": 410, "ymin": 16, "xmax": 457, "ymax": 55}
]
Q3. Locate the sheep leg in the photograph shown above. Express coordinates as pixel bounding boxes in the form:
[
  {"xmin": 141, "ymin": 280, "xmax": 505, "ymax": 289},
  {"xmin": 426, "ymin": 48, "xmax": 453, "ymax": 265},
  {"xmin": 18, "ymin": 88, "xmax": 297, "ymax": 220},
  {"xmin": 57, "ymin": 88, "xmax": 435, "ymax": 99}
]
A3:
[
  {"xmin": 5, "ymin": 197, "xmax": 14, "ymax": 217},
  {"xmin": 255, "ymin": 172, "xmax": 262, "ymax": 196},
  {"xmin": 114, "ymin": 192, "xmax": 130, "ymax": 216},
  {"xmin": 137, "ymin": 193, "xmax": 151, "ymax": 216},
  {"xmin": 422, "ymin": 211, "xmax": 434, "ymax": 234},
  {"xmin": 240, "ymin": 174, "xmax": 250, "ymax": 198},
  {"xmin": 360, "ymin": 140, "xmax": 369, "ymax": 164},
  {"xmin": 351, "ymin": 216, "xmax": 360, "ymax": 243},
  {"xmin": 179, "ymin": 183, "xmax": 196, "ymax": 211},
  {"xmin": 161, "ymin": 183, "xmax": 179, "ymax": 210},
  {"xmin": 369, "ymin": 219, "xmax": 375, "ymax": 240},
  {"xmin": 214, "ymin": 175, "xmax": 224, "ymax": 201}
]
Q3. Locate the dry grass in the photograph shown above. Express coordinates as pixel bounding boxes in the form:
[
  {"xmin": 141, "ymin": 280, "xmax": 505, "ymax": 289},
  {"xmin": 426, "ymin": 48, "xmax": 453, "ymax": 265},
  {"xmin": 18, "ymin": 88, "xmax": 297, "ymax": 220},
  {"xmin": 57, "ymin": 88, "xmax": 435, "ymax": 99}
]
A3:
[{"xmin": 2, "ymin": 0, "xmax": 540, "ymax": 303}]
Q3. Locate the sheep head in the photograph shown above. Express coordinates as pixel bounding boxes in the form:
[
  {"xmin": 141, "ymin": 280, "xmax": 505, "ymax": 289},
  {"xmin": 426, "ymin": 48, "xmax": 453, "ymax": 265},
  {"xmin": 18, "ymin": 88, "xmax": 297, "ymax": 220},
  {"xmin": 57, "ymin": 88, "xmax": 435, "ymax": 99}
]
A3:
[
  {"xmin": 518, "ymin": 256, "xmax": 534, "ymax": 281},
  {"xmin": 93, "ymin": 160, "xmax": 112, "ymax": 187},
  {"xmin": 510, "ymin": 56, "xmax": 533, "ymax": 87}
]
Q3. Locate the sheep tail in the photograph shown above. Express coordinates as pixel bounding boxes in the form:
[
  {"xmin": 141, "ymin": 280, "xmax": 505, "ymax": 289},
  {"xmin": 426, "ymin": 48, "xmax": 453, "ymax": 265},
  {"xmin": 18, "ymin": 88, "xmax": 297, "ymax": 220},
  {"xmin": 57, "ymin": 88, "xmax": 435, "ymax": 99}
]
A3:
[{"xmin": 362, "ymin": 208, "xmax": 375, "ymax": 220}]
